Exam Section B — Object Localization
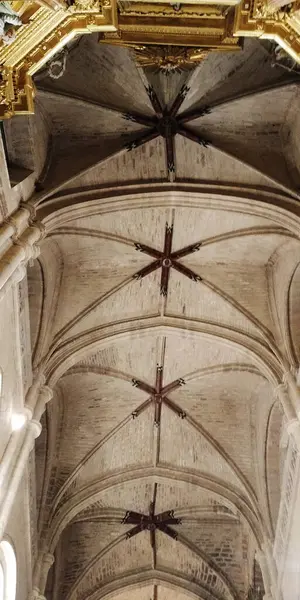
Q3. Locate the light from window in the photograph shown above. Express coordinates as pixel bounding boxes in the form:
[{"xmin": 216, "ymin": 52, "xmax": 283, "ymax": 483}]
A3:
[
  {"xmin": 11, "ymin": 413, "xmax": 26, "ymax": 432},
  {"xmin": 0, "ymin": 540, "xmax": 16, "ymax": 600}
]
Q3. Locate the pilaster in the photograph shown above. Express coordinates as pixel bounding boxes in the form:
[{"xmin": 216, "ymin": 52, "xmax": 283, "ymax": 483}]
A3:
[
  {"xmin": 0, "ymin": 381, "xmax": 53, "ymax": 541},
  {"xmin": 262, "ymin": 539, "xmax": 282, "ymax": 600},
  {"xmin": 275, "ymin": 383, "xmax": 300, "ymax": 452},
  {"xmin": 256, "ymin": 548, "xmax": 274, "ymax": 600},
  {"xmin": 282, "ymin": 371, "xmax": 300, "ymax": 420},
  {"xmin": 30, "ymin": 552, "xmax": 54, "ymax": 600},
  {"xmin": 272, "ymin": 398, "xmax": 300, "ymax": 600}
]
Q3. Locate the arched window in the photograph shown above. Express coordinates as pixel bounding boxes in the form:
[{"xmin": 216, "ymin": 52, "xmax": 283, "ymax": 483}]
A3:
[{"xmin": 0, "ymin": 540, "xmax": 17, "ymax": 600}]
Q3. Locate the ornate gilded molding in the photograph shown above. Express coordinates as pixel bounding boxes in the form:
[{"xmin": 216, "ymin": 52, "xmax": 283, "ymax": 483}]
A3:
[
  {"xmin": 0, "ymin": 0, "xmax": 300, "ymax": 119},
  {"xmin": 133, "ymin": 45, "xmax": 208, "ymax": 72},
  {"xmin": 100, "ymin": 2, "xmax": 241, "ymax": 49},
  {"xmin": 68, "ymin": 0, "xmax": 103, "ymax": 11},
  {"xmin": 117, "ymin": 2, "xmax": 227, "ymax": 18},
  {"xmin": 0, "ymin": 0, "xmax": 117, "ymax": 118},
  {"xmin": 233, "ymin": 0, "xmax": 300, "ymax": 63}
]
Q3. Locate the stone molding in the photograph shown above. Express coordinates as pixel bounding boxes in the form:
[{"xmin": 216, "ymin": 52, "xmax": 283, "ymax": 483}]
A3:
[
  {"xmin": 0, "ymin": 380, "xmax": 53, "ymax": 541},
  {"xmin": 0, "ymin": 203, "xmax": 46, "ymax": 303}
]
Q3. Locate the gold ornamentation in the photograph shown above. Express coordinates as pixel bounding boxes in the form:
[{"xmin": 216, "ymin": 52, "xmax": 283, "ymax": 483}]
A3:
[
  {"xmin": 133, "ymin": 45, "xmax": 208, "ymax": 73},
  {"xmin": 100, "ymin": 2, "xmax": 241, "ymax": 51},
  {"xmin": 68, "ymin": 0, "xmax": 102, "ymax": 10},
  {"xmin": 254, "ymin": 0, "xmax": 298, "ymax": 18},
  {"xmin": 117, "ymin": 2, "xmax": 224, "ymax": 18},
  {"xmin": 0, "ymin": 81, "xmax": 7, "ymax": 104},
  {"xmin": 0, "ymin": 1, "xmax": 116, "ymax": 118},
  {"xmin": 255, "ymin": 1, "xmax": 274, "ymax": 17},
  {"xmin": 0, "ymin": 0, "xmax": 300, "ymax": 119},
  {"xmin": 234, "ymin": 0, "xmax": 300, "ymax": 64}
]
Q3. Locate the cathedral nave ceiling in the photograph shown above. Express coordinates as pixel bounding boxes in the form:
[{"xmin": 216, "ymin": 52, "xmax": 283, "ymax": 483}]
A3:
[{"xmin": 21, "ymin": 30, "xmax": 300, "ymax": 600}]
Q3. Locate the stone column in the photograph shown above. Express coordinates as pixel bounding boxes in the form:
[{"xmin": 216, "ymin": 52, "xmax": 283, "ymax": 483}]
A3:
[
  {"xmin": 29, "ymin": 552, "xmax": 54, "ymax": 600},
  {"xmin": 0, "ymin": 202, "xmax": 36, "ymax": 246},
  {"xmin": 282, "ymin": 371, "xmax": 300, "ymax": 420},
  {"xmin": 39, "ymin": 553, "xmax": 55, "ymax": 594},
  {"xmin": 275, "ymin": 383, "xmax": 300, "ymax": 452},
  {"xmin": 0, "ymin": 263, "xmax": 26, "ymax": 303},
  {"xmin": 273, "ymin": 382, "xmax": 300, "ymax": 600},
  {"xmin": 25, "ymin": 383, "xmax": 53, "ymax": 423},
  {"xmin": 0, "ymin": 225, "xmax": 42, "ymax": 290},
  {"xmin": 262, "ymin": 539, "xmax": 282, "ymax": 600},
  {"xmin": 0, "ymin": 201, "xmax": 45, "ymax": 303},
  {"xmin": 0, "ymin": 383, "xmax": 52, "ymax": 541},
  {"xmin": 256, "ymin": 548, "xmax": 274, "ymax": 600}
]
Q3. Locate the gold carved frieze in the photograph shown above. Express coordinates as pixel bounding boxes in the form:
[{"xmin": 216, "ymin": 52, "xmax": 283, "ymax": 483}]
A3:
[
  {"xmin": 0, "ymin": 0, "xmax": 117, "ymax": 118},
  {"xmin": 99, "ymin": 1, "xmax": 240, "ymax": 48},
  {"xmin": 0, "ymin": 0, "xmax": 300, "ymax": 119},
  {"xmin": 68, "ymin": 0, "xmax": 103, "ymax": 11},
  {"xmin": 117, "ymin": 2, "xmax": 227, "ymax": 17},
  {"xmin": 132, "ymin": 44, "xmax": 209, "ymax": 72},
  {"xmin": 233, "ymin": 0, "xmax": 300, "ymax": 62}
]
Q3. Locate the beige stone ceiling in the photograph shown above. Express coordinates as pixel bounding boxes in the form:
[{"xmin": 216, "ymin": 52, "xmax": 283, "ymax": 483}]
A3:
[
  {"xmin": 22, "ymin": 31, "xmax": 300, "ymax": 600},
  {"xmin": 24, "ymin": 34, "xmax": 299, "ymax": 197}
]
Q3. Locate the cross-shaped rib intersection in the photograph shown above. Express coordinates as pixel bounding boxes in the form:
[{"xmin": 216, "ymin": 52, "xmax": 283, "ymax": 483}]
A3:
[
  {"xmin": 122, "ymin": 507, "xmax": 181, "ymax": 540},
  {"xmin": 122, "ymin": 484, "xmax": 181, "ymax": 565},
  {"xmin": 133, "ymin": 222, "xmax": 202, "ymax": 297},
  {"xmin": 123, "ymin": 84, "xmax": 210, "ymax": 180},
  {"xmin": 132, "ymin": 363, "xmax": 186, "ymax": 427}
]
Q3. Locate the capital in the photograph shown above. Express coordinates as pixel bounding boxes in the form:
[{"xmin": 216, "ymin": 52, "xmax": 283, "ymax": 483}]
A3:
[
  {"xmin": 39, "ymin": 385, "xmax": 53, "ymax": 405},
  {"xmin": 28, "ymin": 420, "xmax": 42, "ymax": 439},
  {"xmin": 25, "ymin": 376, "xmax": 47, "ymax": 417},
  {"xmin": 19, "ymin": 201, "xmax": 36, "ymax": 222},
  {"xmin": 32, "ymin": 385, "xmax": 53, "ymax": 423},
  {"xmin": 43, "ymin": 552, "xmax": 55, "ymax": 567}
]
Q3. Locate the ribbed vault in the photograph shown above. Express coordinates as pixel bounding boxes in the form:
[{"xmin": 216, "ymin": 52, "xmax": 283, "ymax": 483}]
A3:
[
  {"xmin": 28, "ymin": 35, "xmax": 300, "ymax": 200},
  {"xmin": 21, "ymin": 32, "xmax": 300, "ymax": 600}
]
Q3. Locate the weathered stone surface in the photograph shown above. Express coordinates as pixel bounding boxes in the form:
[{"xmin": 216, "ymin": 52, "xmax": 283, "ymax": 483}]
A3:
[{"xmin": 13, "ymin": 33, "xmax": 300, "ymax": 600}]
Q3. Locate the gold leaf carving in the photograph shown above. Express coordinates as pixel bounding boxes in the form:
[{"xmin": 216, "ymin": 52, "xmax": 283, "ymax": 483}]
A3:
[{"xmin": 69, "ymin": 0, "xmax": 102, "ymax": 10}]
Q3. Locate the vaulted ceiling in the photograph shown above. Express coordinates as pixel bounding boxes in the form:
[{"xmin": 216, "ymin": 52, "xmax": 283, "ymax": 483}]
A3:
[{"xmin": 22, "ymin": 31, "xmax": 300, "ymax": 600}]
